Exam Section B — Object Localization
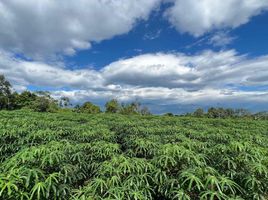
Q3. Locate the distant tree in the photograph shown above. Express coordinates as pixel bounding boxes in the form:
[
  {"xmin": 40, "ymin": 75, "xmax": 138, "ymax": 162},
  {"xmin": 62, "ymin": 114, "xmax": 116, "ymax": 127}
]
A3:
[
  {"xmin": 206, "ymin": 107, "xmax": 243, "ymax": 118},
  {"xmin": 31, "ymin": 91, "xmax": 58, "ymax": 112},
  {"xmin": 7, "ymin": 92, "xmax": 18, "ymax": 110},
  {"xmin": 0, "ymin": 74, "xmax": 12, "ymax": 110},
  {"xmin": 140, "ymin": 106, "xmax": 151, "ymax": 115},
  {"xmin": 119, "ymin": 100, "xmax": 141, "ymax": 115},
  {"xmin": 235, "ymin": 108, "xmax": 251, "ymax": 118},
  {"xmin": 207, "ymin": 107, "xmax": 226, "ymax": 118},
  {"xmin": 193, "ymin": 108, "xmax": 204, "ymax": 117},
  {"xmin": 105, "ymin": 99, "xmax": 120, "ymax": 113},
  {"xmin": 225, "ymin": 108, "xmax": 235, "ymax": 117},
  {"xmin": 31, "ymin": 97, "xmax": 50, "ymax": 112},
  {"xmin": 120, "ymin": 104, "xmax": 137, "ymax": 115},
  {"xmin": 15, "ymin": 91, "xmax": 37, "ymax": 109},
  {"xmin": 74, "ymin": 104, "xmax": 80, "ymax": 109},
  {"xmin": 217, "ymin": 107, "xmax": 226, "ymax": 118},
  {"xmin": 59, "ymin": 96, "xmax": 71, "ymax": 108},
  {"xmin": 164, "ymin": 113, "xmax": 174, "ymax": 117},
  {"xmin": 207, "ymin": 107, "xmax": 217, "ymax": 118},
  {"xmin": 129, "ymin": 100, "xmax": 141, "ymax": 113},
  {"xmin": 184, "ymin": 112, "xmax": 192, "ymax": 117},
  {"xmin": 254, "ymin": 111, "xmax": 268, "ymax": 120},
  {"xmin": 72, "ymin": 104, "xmax": 81, "ymax": 112},
  {"xmin": 105, "ymin": 99, "xmax": 151, "ymax": 115},
  {"xmin": 78, "ymin": 102, "xmax": 101, "ymax": 114}
]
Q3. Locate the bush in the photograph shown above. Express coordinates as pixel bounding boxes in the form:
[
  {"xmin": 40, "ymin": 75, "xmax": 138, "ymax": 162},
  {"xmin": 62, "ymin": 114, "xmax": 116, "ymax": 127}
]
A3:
[{"xmin": 76, "ymin": 102, "xmax": 101, "ymax": 114}]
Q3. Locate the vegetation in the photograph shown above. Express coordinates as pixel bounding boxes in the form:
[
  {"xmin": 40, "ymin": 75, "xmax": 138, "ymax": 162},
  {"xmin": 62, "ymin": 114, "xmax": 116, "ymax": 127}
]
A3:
[
  {"xmin": 188, "ymin": 107, "xmax": 266, "ymax": 119},
  {"xmin": 1, "ymin": 74, "xmax": 268, "ymax": 119},
  {"xmin": 0, "ymin": 110, "xmax": 268, "ymax": 199},
  {"xmin": 0, "ymin": 75, "xmax": 152, "ymax": 115},
  {"xmin": 105, "ymin": 99, "xmax": 121, "ymax": 113},
  {"xmin": 76, "ymin": 102, "xmax": 102, "ymax": 114},
  {"xmin": 0, "ymin": 74, "xmax": 13, "ymax": 110}
]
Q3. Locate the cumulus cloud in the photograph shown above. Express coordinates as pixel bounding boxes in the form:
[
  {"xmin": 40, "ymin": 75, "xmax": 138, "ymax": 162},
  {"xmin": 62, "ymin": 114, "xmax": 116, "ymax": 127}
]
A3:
[
  {"xmin": 52, "ymin": 88, "xmax": 268, "ymax": 113},
  {"xmin": 102, "ymin": 53, "xmax": 197, "ymax": 89},
  {"xmin": 165, "ymin": 0, "xmax": 268, "ymax": 36},
  {"xmin": 0, "ymin": 50, "xmax": 103, "ymax": 89},
  {"xmin": 1, "ymin": 1, "xmax": 268, "ymax": 113},
  {"xmin": 1, "ymin": 0, "xmax": 268, "ymax": 60},
  {"xmin": 102, "ymin": 50, "xmax": 268, "ymax": 90},
  {"xmin": 0, "ymin": 0, "xmax": 160, "ymax": 58},
  {"xmin": 1, "ymin": 49, "xmax": 268, "ymax": 113}
]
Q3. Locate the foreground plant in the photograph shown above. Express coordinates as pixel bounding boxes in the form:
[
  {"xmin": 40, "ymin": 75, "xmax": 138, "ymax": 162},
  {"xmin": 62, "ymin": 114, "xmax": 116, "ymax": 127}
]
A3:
[{"xmin": 0, "ymin": 110, "xmax": 268, "ymax": 199}]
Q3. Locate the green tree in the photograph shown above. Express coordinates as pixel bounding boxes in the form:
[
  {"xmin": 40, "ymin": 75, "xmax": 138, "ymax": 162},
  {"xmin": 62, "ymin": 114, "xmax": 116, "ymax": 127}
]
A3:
[
  {"xmin": 0, "ymin": 74, "xmax": 12, "ymax": 110},
  {"xmin": 225, "ymin": 108, "xmax": 235, "ymax": 118},
  {"xmin": 120, "ymin": 101, "xmax": 140, "ymax": 115},
  {"xmin": 217, "ymin": 107, "xmax": 227, "ymax": 118},
  {"xmin": 164, "ymin": 113, "xmax": 174, "ymax": 117},
  {"xmin": 31, "ymin": 91, "xmax": 58, "ymax": 112},
  {"xmin": 207, "ymin": 107, "xmax": 219, "ymax": 118},
  {"xmin": 59, "ymin": 96, "xmax": 71, "ymax": 108},
  {"xmin": 15, "ymin": 91, "xmax": 37, "ymax": 109},
  {"xmin": 7, "ymin": 92, "xmax": 19, "ymax": 110},
  {"xmin": 193, "ymin": 108, "xmax": 204, "ymax": 117},
  {"xmin": 78, "ymin": 102, "xmax": 101, "ymax": 114},
  {"xmin": 105, "ymin": 99, "xmax": 120, "ymax": 113},
  {"xmin": 254, "ymin": 111, "xmax": 268, "ymax": 120},
  {"xmin": 140, "ymin": 106, "xmax": 151, "ymax": 115},
  {"xmin": 235, "ymin": 108, "xmax": 251, "ymax": 118}
]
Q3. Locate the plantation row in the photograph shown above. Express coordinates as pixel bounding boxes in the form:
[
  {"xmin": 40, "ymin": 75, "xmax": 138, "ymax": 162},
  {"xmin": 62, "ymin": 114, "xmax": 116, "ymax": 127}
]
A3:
[{"xmin": 0, "ymin": 110, "xmax": 268, "ymax": 200}]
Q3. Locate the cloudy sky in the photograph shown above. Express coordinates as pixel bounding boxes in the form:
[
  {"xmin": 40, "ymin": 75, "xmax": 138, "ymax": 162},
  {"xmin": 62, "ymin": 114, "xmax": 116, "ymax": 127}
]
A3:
[{"xmin": 0, "ymin": 0, "xmax": 268, "ymax": 113}]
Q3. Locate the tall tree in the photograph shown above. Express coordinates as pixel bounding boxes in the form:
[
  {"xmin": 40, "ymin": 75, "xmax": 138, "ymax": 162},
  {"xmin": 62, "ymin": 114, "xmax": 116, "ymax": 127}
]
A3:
[
  {"xmin": 77, "ymin": 102, "xmax": 101, "ymax": 114},
  {"xmin": 120, "ymin": 102, "xmax": 140, "ymax": 115},
  {"xmin": 0, "ymin": 75, "xmax": 12, "ymax": 110},
  {"xmin": 105, "ymin": 99, "xmax": 120, "ymax": 113}
]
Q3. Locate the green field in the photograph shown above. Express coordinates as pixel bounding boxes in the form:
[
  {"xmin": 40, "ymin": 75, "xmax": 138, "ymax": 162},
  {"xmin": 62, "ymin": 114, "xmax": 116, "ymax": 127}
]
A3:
[{"xmin": 0, "ymin": 110, "xmax": 268, "ymax": 200}]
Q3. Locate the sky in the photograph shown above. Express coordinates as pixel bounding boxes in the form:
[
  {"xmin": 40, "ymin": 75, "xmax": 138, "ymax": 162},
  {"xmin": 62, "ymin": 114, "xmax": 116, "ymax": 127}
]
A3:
[{"xmin": 0, "ymin": 0, "xmax": 268, "ymax": 114}]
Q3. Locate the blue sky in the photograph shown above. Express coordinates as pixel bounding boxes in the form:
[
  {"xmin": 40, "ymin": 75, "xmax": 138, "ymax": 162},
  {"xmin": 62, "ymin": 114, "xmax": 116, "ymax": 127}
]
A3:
[
  {"xmin": 0, "ymin": 0, "xmax": 268, "ymax": 113},
  {"xmin": 65, "ymin": 9, "xmax": 268, "ymax": 70}
]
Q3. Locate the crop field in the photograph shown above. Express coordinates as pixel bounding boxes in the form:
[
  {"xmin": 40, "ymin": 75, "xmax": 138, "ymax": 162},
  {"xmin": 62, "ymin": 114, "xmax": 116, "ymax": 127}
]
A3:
[{"xmin": 0, "ymin": 110, "xmax": 268, "ymax": 200}]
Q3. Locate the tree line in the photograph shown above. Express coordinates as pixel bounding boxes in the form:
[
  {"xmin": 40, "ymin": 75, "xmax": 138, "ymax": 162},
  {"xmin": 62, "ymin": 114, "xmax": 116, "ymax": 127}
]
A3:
[
  {"xmin": 181, "ymin": 107, "xmax": 268, "ymax": 120},
  {"xmin": 1, "ymin": 74, "xmax": 268, "ymax": 119},
  {"xmin": 0, "ymin": 74, "xmax": 151, "ymax": 115}
]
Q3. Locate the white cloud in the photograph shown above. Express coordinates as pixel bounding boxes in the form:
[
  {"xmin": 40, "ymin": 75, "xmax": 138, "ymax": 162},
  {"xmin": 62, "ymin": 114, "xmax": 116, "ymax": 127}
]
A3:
[
  {"xmin": 102, "ymin": 50, "xmax": 267, "ymax": 90},
  {"xmin": 52, "ymin": 87, "xmax": 268, "ymax": 113},
  {"xmin": 0, "ymin": 0, "xmax": 160, "ymax": 58},
  {"xmin": 165, "ymin": 0, "xmax": 268, "ymax": 36},
  {"xmin": 102, "ymin": 53, "xmax": 196, "ymax": 89},
  {"xmin": 0, "ymin": 1, "xmax": 267, "ymax": 113},
  {"xmin": 0, "ymin": 0, "xmax": 267, "ymax": 60},
  {"xmin": 208, "ymin": 32, "xmax": 236, "ymax": 47},
  {"xmin": 0, "ymin": 50, "xmax": 103, "ymax": 89},
  {"xmin": 1, "ymin": 49, "xmax": 268, "ymax": 112}
]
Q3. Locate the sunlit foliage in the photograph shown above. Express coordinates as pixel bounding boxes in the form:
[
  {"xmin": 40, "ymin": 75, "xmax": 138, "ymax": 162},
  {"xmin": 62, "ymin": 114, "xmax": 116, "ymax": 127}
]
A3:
[{"xmin": 0, "ymin": 110, "xmax": 268, "ymax": 199}]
